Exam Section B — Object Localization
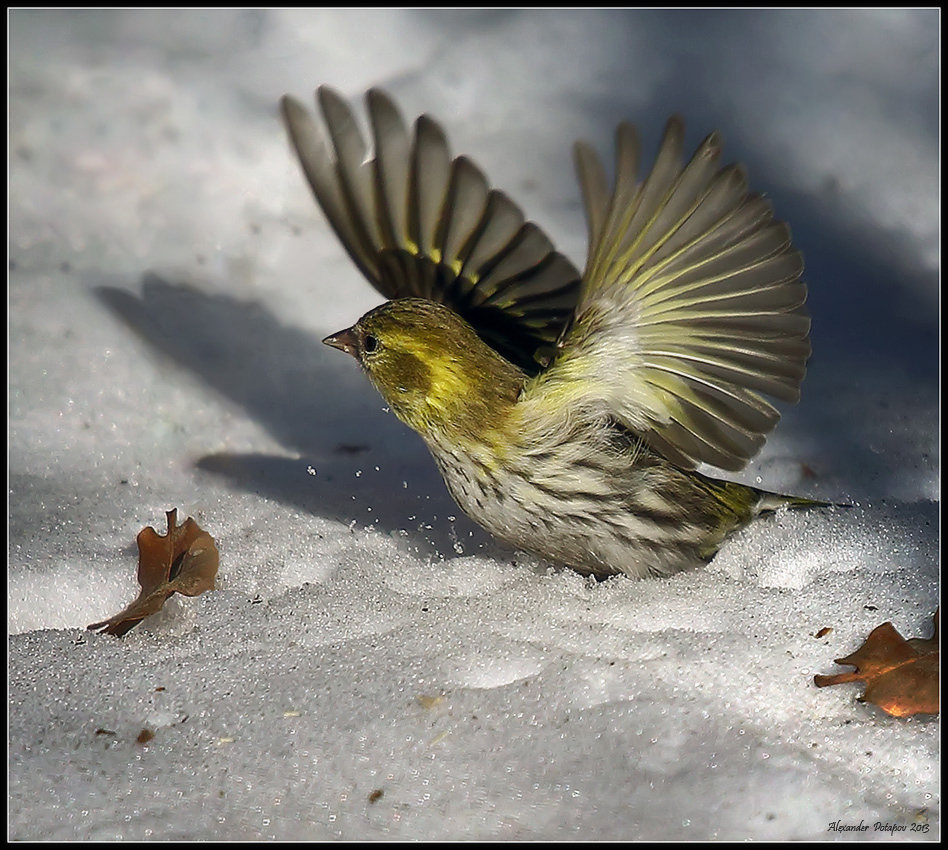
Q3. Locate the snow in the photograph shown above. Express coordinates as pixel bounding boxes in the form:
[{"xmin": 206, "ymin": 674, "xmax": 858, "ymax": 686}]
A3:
[{"xmin": 8, "ymin": 8, "xmax": 939, "ymax": 841}]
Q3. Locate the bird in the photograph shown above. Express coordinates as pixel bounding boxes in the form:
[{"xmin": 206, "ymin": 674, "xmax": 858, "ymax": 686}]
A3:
[{"xmin": 280, "ymin": 86, "xmax": 827, "ymax": 579}]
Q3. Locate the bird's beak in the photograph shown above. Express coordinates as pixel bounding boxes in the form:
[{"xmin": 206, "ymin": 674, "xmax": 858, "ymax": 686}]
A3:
[{"xmin": 322, "ymin": 326, "xmax": 360, "ymax": 358}]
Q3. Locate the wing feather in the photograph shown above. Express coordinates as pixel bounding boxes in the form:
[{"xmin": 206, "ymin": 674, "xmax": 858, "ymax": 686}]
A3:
[
  {"xmin": 535, "ymin": 116, "xmax": 810, "ymax": 471},
  {"xmin": 281, "ymin": 86, "xmax": 582, "ymax": 372}
]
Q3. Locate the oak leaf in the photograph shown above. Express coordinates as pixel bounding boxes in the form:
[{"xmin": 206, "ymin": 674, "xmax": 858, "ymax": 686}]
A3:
[
  {"xmin": 88, "ymin": 509, "xmax": 219, "ymax": 637},
  {"xmin": 814, "ymin": 609, "xmax": 939, "ymax": 717}
]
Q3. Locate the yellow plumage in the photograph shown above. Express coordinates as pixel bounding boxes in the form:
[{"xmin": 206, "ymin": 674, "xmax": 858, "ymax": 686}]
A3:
[{"xmin": 287, "ymin": 87, "xmax": 829, "ymax": 578}]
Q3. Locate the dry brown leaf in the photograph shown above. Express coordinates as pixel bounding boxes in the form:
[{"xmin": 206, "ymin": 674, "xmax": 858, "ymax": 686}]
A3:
[
  {"xmin": 814, "ymin": 609, "xmax": 939, "ymax": 717},
  {"xmin": 88, "ymin": 509, "xmax": 219, "ymax": 637}
]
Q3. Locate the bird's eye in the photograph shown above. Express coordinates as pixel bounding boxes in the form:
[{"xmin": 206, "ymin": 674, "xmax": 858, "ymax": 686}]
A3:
[{"xmin": 363, "ymin": 333, "xmax": 380, "ymax": 354}]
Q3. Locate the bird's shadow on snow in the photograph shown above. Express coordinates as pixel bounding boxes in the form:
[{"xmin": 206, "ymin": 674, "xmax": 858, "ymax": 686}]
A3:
[{"xmin": 94, "ymin": 274, "xmax": 496, "ymax": 559}]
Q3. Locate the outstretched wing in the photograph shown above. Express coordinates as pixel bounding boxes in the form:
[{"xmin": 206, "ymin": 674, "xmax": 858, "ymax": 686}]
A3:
[
  {"xmin": 281, "ymin": 87, "xmax": 581, "ymax": 373},
  {"xmin": 534, "ymin": 117, "xmax": 810, "ymax": 472}
]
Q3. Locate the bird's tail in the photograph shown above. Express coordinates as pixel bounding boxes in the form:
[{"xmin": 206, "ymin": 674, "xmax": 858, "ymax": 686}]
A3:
[{"xmin": 756, "ymin": 491, "xmax": 848, "ymax": 514}]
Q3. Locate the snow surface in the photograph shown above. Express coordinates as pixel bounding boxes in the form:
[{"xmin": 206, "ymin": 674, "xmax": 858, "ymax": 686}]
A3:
[{"xmin": 8, "ymin": 9, "xmax": 939, "ymax": 841}]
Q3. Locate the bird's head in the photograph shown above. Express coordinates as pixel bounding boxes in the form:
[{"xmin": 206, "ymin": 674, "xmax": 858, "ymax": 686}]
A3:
[{"xmin": 324, "ymin": 298, "xmax": 526, "ymax": 443}]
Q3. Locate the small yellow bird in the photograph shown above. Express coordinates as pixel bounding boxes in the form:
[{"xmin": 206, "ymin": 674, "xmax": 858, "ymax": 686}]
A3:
[{"xmin": 281, "ymin": 87, "xmax": 825, "ymax": 579}]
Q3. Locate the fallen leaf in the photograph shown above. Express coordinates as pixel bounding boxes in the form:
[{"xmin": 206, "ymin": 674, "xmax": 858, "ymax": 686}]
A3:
[
  {"xmin": 87, "ymin": 509, "xmax": 219, "ymax": 637},
  {"xmin": 814, "ymin": 609, "xmax": 939, "ymax": 717}
]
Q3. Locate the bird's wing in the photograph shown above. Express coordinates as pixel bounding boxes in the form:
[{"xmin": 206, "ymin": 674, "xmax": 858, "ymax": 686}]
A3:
[
  {"xmin": 533, "ymin": 117, "xmax": 810, "ymax": 472},
  {"xmin": 281, "ymin": 87, "xmax": 582, "ymax": 373}
]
